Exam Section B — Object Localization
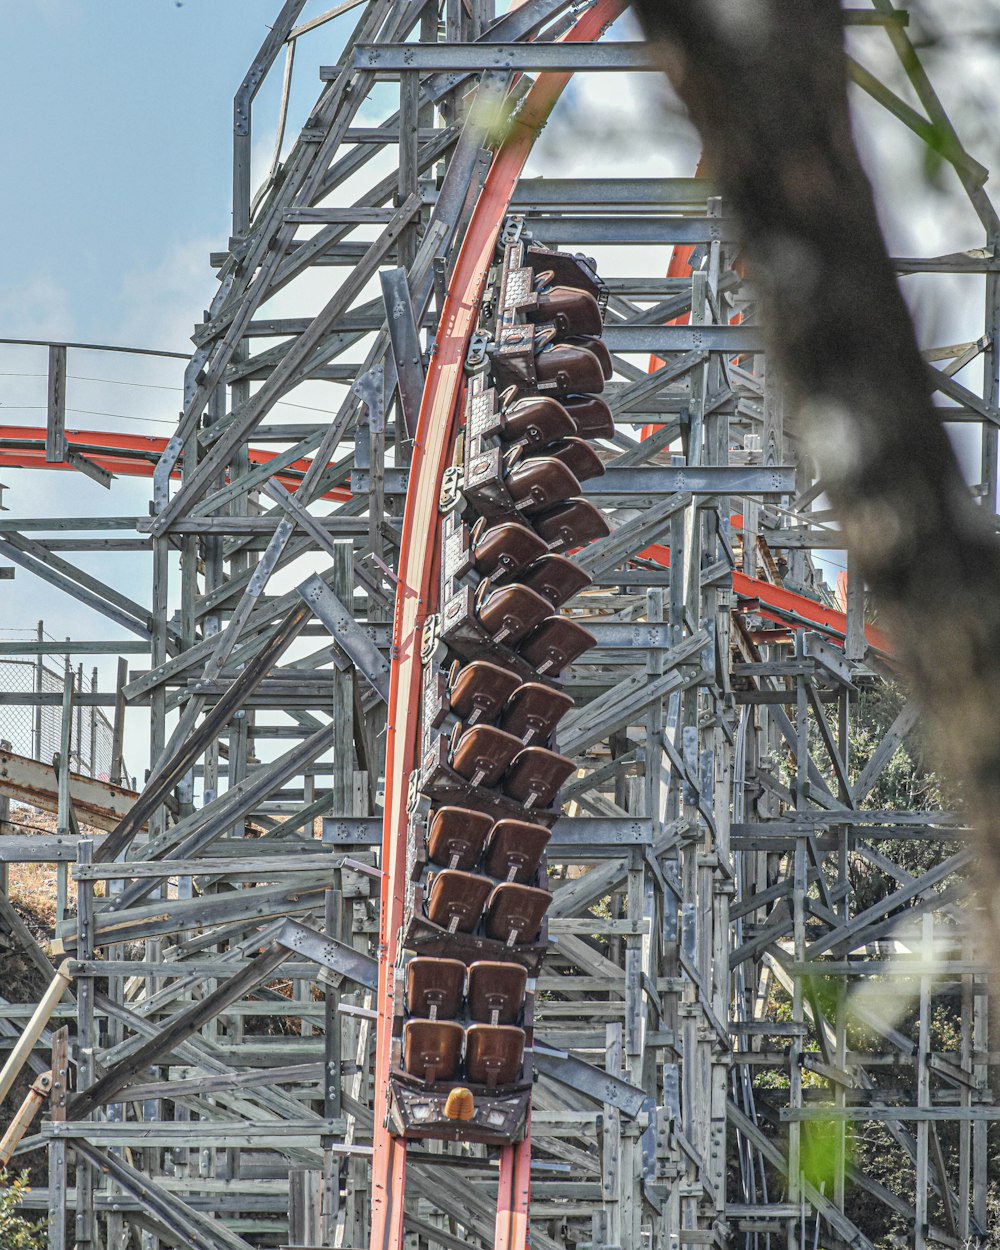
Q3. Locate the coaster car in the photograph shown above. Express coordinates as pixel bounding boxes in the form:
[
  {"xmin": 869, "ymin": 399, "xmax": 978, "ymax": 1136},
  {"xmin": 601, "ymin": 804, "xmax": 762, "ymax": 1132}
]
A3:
[
  {"xmin": 534, "ymin": 340, "xmax": 606, "ymax": 396},
  {"xmin": 518, "ymin": 554, "xmax": 592, "ymax": 607},
  {"xmin": 525, "ymin": 246, "xmax": 602, "ymax": 302},
  {"xmin": 471, "ymin": 518, "xmax": 548, "ymax": 580},
  {"xmin": 525, "ymin": 283, "xmax": 603, "ymax": 338},
  {"xmin": 498, "ymin": 393, "xmax": 577, "ymax": 449},
  {"xmin": 474, "ymin": 579, "xmax": 552, "ymax": 645},
  {"xmin": 426, "ymin": 870, "xmax": 494, "ymax": 933},
  {"xmin": 485, "ymin": 882, "xmax": 551, "ymax": 944},
  {"xmin": 532, "ymin": 499, "xmax": 611, "ymax": 552},
  {"xmin": 564, "ymin": 335, "xmax": 613, "ymax": 380},
  {"xmin": 439, "ymin": 584, "xmax": 554, "ymax": 681},
  {"xmin": 426, "ymin": 806, "xmax": 494, "ymax": 871},
  {"xmin": 403, "ymin": 1019, "xmax": 464, "ymax": 1083},
  {"xmin": 503, "ymin": 746, "xmax": 576, "ymax": 808},
  {"xmin": 449, "ymin": 724, "xmax": 522, "ymax": 788},
  {"xmin": 405, "ymin": 956, "xmax": 467, "ymax": 1019},
  {"xmin": 501, "ymin": 682, "xmax": 574, "ymax": 745},
  {"xmin": 465, "ymin": 1024, "xmax": 526, "ymax": 1089},
  {"xmin": 563, "ymin": 394, "xmax": 615, "ymax": 441},
  {"xmin": 517, "ymin": 615, "xmax": 597, "ymax": 676},
  {"xmin": 484, "ymin": 819, "xmax": 551, "ymax": 883},
  {"xmin": 467, "ymin": 960, "xmax": 528, "ymax": 1025},
  {"xmin": 504, "ymin": 454, "xmax": 582, "ymax": 515},
  {"xmin": 537, "ymin": 437, "xmax": 605, "ymax": 484},
  {"xmin": 463, "ymin": 445, "xmax": 582, "ymax": 524},
  {"xmin": 447, "ymin": 660, "xmax": 520, "ymax": 725}
]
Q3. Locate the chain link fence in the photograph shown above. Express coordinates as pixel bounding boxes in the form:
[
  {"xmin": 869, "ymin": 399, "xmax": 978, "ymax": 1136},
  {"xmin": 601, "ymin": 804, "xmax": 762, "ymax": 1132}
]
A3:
[{"xmin": 0, "ymin": 635, "xmax": 129, "ymax": 783}]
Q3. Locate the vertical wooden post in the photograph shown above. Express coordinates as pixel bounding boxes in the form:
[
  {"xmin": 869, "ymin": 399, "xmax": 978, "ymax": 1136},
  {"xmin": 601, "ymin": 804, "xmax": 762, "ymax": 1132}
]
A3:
[
  {"xmin": 33, "ymin": 620, "xmax": 44, "ymax": 760},
  {"xmin": 45, "ymin": 345, "xmax": 67, "ymax": 463},
  {"xmin": 74, "ymin": 839, "xmax": 96, "ymax": 1246},
  {"xmin": 844, "ymin": 552, "xmax": 866, "ymax": 662},
  {"xmin": 0, "ymin": 738, "xmax": 8, "ymax": 895},
  {"xmin": 602, "ymin": 1022, "xmax": 623, "ymax": 1247},
  {"xmin": 398, "ymin": 72, "xmax": 419, "ymax": 271},
  {"xmin": 332, "ymin": 542, "xmax": 355, "ymax": 817},
  {"xmin": 289, "ymin": 1169, "xmax": 322, "ymax": 1246},
  {"xmin": 914, "ymin": 913, "xmax": 932, "ymax": 1250},
  {"xmin": 110, "ymin": 656, "xmax": 128, "ymax": 786},
  {"xmin": 787, "ymin": 838, "xmax": 807, "ymax": 1248},
  {"xmin": 88, "ymin": 665, "xmax": 98, "ymax": 776},
  {"xmin": 55, "ymin": 671, "xmax": 73, "ymax": 934},
  {"xmin": 47, "ymin": 1026, "xmax": 69, "ymax": 1250}
]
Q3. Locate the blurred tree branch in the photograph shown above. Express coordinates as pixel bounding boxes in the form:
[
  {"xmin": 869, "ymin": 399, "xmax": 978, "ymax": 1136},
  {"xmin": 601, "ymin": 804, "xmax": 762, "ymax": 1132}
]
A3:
[{"xmin": 632, "ymin": 0, "xmax": 1000, "ymax": 944}]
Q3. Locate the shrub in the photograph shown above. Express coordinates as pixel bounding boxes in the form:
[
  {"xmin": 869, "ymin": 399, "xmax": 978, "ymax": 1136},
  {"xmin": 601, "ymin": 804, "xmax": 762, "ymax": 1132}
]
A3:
[{"xmin": 0, "ymin": 1170, "xmax": 45, "ymax": 1250}]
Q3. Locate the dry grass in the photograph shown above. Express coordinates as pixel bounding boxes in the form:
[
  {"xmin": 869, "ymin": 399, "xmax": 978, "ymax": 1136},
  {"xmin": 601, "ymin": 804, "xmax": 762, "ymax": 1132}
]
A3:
[{"xmin": 3, "ymin": 803, "xmax": 96, "ymax": 939}]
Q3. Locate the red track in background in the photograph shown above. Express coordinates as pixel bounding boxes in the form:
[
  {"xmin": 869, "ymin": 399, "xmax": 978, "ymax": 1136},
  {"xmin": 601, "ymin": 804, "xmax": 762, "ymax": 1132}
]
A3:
[
  {"xmin": 637, "ymin": 180, "xmax": 890, "ymax": 657},
  {"xmin": 0, "ymin": 425, "xmax": 350, "ymax": 501},
  {"xmin": 639, "ymin": 541, "xmax": 891, "ymax": 654}
]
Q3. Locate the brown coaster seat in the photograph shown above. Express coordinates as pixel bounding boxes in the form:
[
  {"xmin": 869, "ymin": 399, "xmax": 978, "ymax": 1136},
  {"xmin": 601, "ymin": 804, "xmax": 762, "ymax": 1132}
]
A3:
[
  {"xmin": 403, "ymin": 1019, "xmax": 464, "ymax": 1083},
  {"xmin": 426, "ymin": 806, "xmax": 493, "ymax": 870},
  {"xmin": 498, "ymin": 394, "xmax": 576, "ymax": 449},
  {"xmin": 467, "ymin": 961, "xmax": 528, "ymax": 1025},
  {"xmin": 532, "ymin": 499, "xmax": 611, "ymax": 552},
  {"xmin": 450, "ymin": 724, "xmax": 522, "ymax": 788},
  {"xmin": 471, "ymin": 518, "xmax": 548, "ymax": 579},
  {"xmin": 448, "ymin": 659, "xmax": 520, "ymax": 724},
  {"xmin": 484, "ymin": 819, "xmax": 551, "ymax": 883},
  {"xmin": 565, "ymin": 335, "xmax": 613, "ymax": 380},
  {"xmin": 563, "ymin": 394, "xmax": 615, "ymax": 441},
  {"xmin": 475, "ymin": 580, "xmax": 552, "ymax": 646},
  {"xmin": 484, "ymin": 882, "xmax": 551, "ymax": 944},
  {"xmin": 501, "ymin": 682, "xmax": 574, "ymax": 745},
  {"xmin": 518, "ymin": 615, "xmax": 597, "ymax": 676},
  {"xmin": 426, "ymin": 870, "xmax": 494, "ymax": 933},
  {"xmin": 526, "ymin": 248, "xmax": 601, "ymax": 298},
  {"xmin": 503, "ymin": 746, "xmax": 575, "ymax": 809},
  {"xmin": 465, "ymin": 1024, "xmax": 525, "ymax": 1089},
  {"xmin": 540, "ymin": 438, "xmax": 605, "ymax": 484},
  {"xmin": 526, "ymin": 285, "xmax": 603, "ymax": 338},
  {"xmin": 519, "ymin": 554, "xmax": 592, "ymax": 607},
  {"xmin": 534, "ymin": 342, "xmax": 605, "ymax": 395},
  {"xmin": 405, "ymin": 957, "xmax": 467, "ymax": 1019},
  {"xmin": 504, "ymin": 455, "xmax": 581, "ymax": 516}
]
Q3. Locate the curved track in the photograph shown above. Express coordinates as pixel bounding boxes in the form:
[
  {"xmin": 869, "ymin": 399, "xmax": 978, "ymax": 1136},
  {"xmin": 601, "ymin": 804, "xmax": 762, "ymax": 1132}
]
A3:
[{"xmin": 370, "ymin": 4, "xmax": 626, "ymax": 1246}]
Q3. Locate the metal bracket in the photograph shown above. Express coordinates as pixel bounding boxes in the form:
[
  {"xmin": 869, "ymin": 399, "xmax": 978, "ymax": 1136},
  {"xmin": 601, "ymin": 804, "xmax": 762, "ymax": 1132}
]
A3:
[
  {"xmin": 276, "ymin": 918, "xmax": 378, "ymax": 990},
  {"xmin": 352, "ymin": 364, "xmax": 386, "ymax": 433},
  {"xmin": 420, "ymin": 613, "xmax": 440, "ymax": 666},
  {"xmin": 439, "ymin": 465, "xmax": 464, "ymax": 513},
  {"xmin": 500, "ymin": 214, "xmax": 525, "ymax": 246},
  {"xmin": 297, "ymin": 573, "xmax": 390, "ymax": 703},
  {"xmin": 465, "ymin": 331, "xmax": 491, "ymax": 374}
]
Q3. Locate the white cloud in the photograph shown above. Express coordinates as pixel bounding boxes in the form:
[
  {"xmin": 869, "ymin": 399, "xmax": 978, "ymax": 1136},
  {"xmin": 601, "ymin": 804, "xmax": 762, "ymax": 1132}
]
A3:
[
  {"xmin": 112, "ymin": 235, "xmax": 216, "ymax": 354},
  {"xmin": 0, "ymin": 273, "xmax": 75, "ymax": 342}
]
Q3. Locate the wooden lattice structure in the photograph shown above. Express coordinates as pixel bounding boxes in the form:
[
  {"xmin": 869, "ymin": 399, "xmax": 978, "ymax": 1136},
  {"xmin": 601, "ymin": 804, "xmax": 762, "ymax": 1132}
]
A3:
[{"xmin": 0, "ymin": 3, "xmax": 996, "ymax": 1248}]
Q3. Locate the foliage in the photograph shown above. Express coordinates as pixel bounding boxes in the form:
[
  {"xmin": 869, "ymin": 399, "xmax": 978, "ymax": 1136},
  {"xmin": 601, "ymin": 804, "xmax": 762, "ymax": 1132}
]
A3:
[
  {"xmin": 755, "ymin": 679, "xmax": 974, "ymax": 1248},
  {"xmin": 0, "ymin": 1171, "xmax": 45, "ymax": 1250}
]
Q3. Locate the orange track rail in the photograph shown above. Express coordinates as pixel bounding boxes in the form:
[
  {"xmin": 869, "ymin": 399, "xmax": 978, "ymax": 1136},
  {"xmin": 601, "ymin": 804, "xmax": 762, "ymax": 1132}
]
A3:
[
  {"xmin": 637, "ymin": 187, "xmax": 891, "ymax": 658},
  {"xmin": 369, "ymin": 5, "xmax": 626, "ymax": 1247},
  {"xmin": 0, "ymin": 425, "xmax": 350, "ymax": 501},
  {"xmin": 639, "ymin": 540, "xmax": 891, "ymax": 654}
]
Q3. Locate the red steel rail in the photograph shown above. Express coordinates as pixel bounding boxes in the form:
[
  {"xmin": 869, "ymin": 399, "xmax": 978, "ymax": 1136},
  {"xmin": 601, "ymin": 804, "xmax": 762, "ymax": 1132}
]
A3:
[{"xmin": 0, "ymin": 425, "xmax": 350, "ymax": 501}]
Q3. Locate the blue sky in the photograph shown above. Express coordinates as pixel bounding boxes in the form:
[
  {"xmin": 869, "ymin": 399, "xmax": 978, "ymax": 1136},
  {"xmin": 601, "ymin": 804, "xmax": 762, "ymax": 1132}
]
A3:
[
  {"xmin": 0, "ymin": 2, "xmax": 346, "ymax": 761},
  {"xmin": 0, "ymin": 0, "xmax": 287, "ymax": 346}
]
